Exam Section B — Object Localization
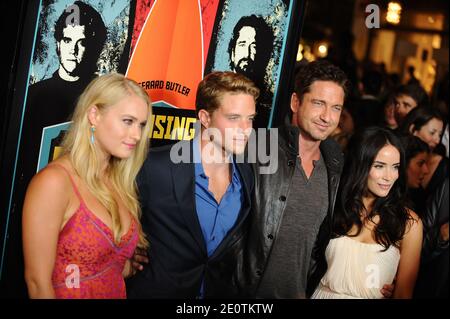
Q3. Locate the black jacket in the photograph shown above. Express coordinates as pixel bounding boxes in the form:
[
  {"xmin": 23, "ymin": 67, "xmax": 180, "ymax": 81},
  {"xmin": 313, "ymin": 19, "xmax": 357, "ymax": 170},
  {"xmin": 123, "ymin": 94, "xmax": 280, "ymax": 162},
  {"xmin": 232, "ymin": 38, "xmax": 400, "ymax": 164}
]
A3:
[
  {"xmin": 414, "ymin": 177, "xmax": 449, "ymax": 298},
  {"xmin": 422, "ymin": 177, "xmax": 449, "ymax": 259},
  {"xmin": 239, "ymin": 125, "xmax": 344, "ymax": 297},
  {"xmin": 126, "ymin": 140, "xmax": 254, "ymax": 298}
]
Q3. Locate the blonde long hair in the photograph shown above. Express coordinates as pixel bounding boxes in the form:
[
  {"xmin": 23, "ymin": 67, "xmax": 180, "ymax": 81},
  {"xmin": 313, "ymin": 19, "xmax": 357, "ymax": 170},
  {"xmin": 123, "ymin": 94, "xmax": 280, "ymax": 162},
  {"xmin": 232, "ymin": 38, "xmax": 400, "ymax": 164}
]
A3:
[{"xmin": 62, "ymin": 73, "xmax": 151, "ymax": 248}]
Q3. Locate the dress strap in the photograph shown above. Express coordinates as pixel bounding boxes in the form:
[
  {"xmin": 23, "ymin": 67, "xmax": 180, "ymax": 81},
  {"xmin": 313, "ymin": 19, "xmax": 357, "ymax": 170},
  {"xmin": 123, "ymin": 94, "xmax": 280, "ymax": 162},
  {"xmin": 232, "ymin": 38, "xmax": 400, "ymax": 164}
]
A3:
[{"xmin": 52, "ymin": 163, "xmax": 86, "ymax": 206}]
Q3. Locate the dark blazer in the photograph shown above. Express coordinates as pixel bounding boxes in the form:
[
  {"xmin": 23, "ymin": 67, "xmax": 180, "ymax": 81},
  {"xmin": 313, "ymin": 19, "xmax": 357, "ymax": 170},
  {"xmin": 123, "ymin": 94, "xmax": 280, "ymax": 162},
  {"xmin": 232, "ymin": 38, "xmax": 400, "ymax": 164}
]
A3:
[
  {"xmin": 126, "ymin": 140, "xmax": 254, "ymax": 298},
  {"xmin": 414, "ymin": 177, "xmax": 449, "ymax": 298}
]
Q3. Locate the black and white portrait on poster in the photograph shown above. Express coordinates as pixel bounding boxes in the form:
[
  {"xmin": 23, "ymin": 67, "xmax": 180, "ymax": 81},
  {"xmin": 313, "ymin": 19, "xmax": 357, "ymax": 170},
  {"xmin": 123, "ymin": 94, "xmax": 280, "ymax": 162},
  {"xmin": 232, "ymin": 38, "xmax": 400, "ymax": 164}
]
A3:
[
  {"xmin": 19, "ymin": 0, "xmax": 135, "ymax": 189},
  {"xmin": 205, "ymin": 0, "xmax": 293, "ymax": 128}
]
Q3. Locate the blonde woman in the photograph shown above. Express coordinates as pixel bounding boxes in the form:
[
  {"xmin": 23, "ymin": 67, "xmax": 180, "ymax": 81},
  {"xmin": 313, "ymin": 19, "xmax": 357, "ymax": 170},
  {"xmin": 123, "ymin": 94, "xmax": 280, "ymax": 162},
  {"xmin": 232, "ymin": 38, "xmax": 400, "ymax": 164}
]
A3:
[{"xmin": 22, "ymin": 73, "xmax": 151, "ymax": 298}]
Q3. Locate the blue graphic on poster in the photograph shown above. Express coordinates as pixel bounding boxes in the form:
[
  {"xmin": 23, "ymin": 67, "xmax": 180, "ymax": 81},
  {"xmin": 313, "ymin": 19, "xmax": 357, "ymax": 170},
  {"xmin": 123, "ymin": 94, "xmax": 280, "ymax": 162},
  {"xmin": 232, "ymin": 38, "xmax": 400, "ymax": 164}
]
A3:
[
  {"xmin": 20, "ymin": 0, "xmax": 134, "ymax": 178},
  {"xmin": 30, "ymin": 0, "xmax": 133, "ymax": 83},
  {"xmin": 37, "ymin": 122, "xmax": 71, "ymax": 172}
]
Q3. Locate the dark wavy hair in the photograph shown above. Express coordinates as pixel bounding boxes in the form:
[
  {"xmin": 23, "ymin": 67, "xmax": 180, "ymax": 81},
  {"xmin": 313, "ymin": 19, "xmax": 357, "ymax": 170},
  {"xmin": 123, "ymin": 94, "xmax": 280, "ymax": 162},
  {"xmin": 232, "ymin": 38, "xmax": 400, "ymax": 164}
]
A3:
[
  {"xmin": 228, "ymin": 15, "xmax": 274, "ymax": 73},
  {"xmin": 394, "ymin": 83, "xmax": 429, "ymax": 108},
  {"xmin": 333, "ymin": 127, "xmax": 411, "ymax": 250},
  {"xmin": 399, "ymin": 106, "xmax": 445, "ymax": 136},
  {"xmin": 399, "ymin": 134, "xmax": 430, "ymax": 166},
  {"xmin": 294, "ymin": 60, "xmax": 350, "ymax": 102}
]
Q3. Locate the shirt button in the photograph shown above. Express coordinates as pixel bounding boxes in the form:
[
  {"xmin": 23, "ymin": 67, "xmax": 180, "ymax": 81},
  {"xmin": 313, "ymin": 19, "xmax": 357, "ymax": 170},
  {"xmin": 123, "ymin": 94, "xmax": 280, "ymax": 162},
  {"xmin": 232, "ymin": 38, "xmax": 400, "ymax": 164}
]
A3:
[
  {"xmin": 256, "ymin": 270, "xmax": 262, "ymax": 276},
  {"xmin": 279, "ymin": 195, "xmax": 286, "ymax": 202},
  {"xmin": 267, "ymin": 234, "xmax": 274, "ymax": 240},
  {"xmin": 287, "ymin": 160, "xmax": 294, "ymax": 167}
]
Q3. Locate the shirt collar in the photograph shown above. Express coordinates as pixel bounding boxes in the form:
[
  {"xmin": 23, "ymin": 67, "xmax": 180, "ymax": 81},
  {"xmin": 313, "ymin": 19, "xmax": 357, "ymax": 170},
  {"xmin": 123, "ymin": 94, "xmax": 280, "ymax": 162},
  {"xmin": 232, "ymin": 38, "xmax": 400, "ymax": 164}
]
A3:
[{"xmin": 193, "ymin": 135, "xmax": 238, "ymax": 179}]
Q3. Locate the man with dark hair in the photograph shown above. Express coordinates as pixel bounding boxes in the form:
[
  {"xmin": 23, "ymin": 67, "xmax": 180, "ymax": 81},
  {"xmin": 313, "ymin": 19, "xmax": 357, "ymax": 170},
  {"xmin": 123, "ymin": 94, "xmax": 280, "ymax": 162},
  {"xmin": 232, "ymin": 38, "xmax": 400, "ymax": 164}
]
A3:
[
  {"xmin": 228, "ymin": 15, "xmax": 274, "ymax": 128},
  {"xmin": 53, "ymin": 0, "xmax": 107, "ymax": 81},
  {"xmin": 239, "ymin": 60, "xmax": 347, "ymax": 298},
  {"xmin": 394, "ymin": 83, "xmax": 429, "ymax": 125},
  {"xmin": 241, "ymin": 60, "xmax": 394, "ymax": 298},
  {"xmin": 228, "ymin": 15, "xmax": 273, "ymax": 81}
]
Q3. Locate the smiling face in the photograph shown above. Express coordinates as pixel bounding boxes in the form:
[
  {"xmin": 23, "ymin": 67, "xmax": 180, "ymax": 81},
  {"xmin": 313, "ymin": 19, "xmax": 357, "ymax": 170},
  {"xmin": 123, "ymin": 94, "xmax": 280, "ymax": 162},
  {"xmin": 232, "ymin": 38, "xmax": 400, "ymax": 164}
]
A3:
[
  {"xmin": 407, "ymin": 151, "xmax": 430, "ymax": 188},
  {"xmin": 90, "ymin": 93, "xmax": 149, "ymax": 160},
  {"xmin": 366, "ymin": 144, "xmax": 401, "ymax": 200},
  {"xmin": 413, "ymin": 117, "xmax": 444, "ymax": 150},
  {"xmin": 291, "ymin": 80, "xmax": 344, "ymax": 142},
  {"xmin": 199, "ymin": 92, "xmax": 256, "ymax": 156}
]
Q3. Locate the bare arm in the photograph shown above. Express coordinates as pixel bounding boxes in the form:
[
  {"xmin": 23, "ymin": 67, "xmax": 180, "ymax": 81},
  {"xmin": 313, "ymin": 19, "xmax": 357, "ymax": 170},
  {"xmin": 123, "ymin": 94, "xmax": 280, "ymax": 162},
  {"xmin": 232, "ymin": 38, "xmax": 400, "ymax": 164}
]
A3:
[
  {"xmin": 22, "ymin": 166, "xmax": 69, "ymax": 298},
  {"xmin": 393, "ymin": 211, "xmax": 423, "ymax": 299}
]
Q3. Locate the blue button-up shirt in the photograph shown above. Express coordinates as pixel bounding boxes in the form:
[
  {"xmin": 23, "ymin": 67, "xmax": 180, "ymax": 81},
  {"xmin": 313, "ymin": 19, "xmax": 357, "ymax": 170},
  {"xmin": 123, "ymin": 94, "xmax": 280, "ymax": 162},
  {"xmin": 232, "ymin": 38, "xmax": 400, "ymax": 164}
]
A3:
[{"xmin": 193, "ymin": 137, "xmax": 243, "ymax": 298}]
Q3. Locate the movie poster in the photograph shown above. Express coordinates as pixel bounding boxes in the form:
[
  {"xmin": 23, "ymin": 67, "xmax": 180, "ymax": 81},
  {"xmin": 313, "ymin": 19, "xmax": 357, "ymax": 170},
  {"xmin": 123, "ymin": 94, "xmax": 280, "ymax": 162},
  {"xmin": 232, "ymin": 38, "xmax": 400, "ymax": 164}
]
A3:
[
  {"xmin": 20, "ymin": 0, "xmax": 135, "ymax": 183},
  {"xmin": 126, "ymin": 0, "xmax": 295, "ymax": 142},
  {"xmin": 126, "ymin": 0, "xmax": 221, "ymax": 145},
  {"xmin": 0, "ymin": 0, "xmax": 138, "ymax": 286},
  {"xmin": 205, "ymin": 0, "xmax": 292, "ymax": 128},
  {"xmin": 1, "ymin": 0, "xmax": 304, "ymax": 289},
  {"xmin": 21, "ymin": 0, "xmax": 297, "ymax": 174}
]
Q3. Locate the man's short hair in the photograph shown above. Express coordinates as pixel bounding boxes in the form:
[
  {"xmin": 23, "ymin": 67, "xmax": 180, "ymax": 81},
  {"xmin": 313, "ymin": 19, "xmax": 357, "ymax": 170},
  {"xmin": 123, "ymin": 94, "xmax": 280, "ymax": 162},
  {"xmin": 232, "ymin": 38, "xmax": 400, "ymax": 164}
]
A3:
[
  {"xmin": 54, "ymin": 1, "xmax": 107, "ymax": 56},
  {"xmin": 294, "ymin": 60, "xmax": 350, "ymax": 101},
  {"xmin": 228, "ymin": 15, "xmax": 274, "ymax": 70},
  {"xmin": 195, "ymin": 71, "xmax": 260, "ymax": 116},
  {"xmin": 394, "ymin": 83, "xmax": 429, "ymax": 107}
]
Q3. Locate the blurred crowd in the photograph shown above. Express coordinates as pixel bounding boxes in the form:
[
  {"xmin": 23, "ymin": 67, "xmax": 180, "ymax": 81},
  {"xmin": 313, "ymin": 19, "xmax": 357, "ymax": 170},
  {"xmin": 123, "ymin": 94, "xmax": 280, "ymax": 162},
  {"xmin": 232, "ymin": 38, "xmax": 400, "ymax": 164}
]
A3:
[{"xmin": 302, "ymin": 51, "xmax": 449, "ymax": 298}]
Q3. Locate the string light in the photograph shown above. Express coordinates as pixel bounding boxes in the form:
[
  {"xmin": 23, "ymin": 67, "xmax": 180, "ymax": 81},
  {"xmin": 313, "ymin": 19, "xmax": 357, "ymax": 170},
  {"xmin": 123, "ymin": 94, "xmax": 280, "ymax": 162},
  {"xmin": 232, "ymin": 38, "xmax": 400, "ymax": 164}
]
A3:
[
  {"xmin": 317, "ymin": 44, "xmax": 328, "ymax": 57},
  {"xmin": 386, "ymin": 2, "xmax": 402, "ymax": 25}
]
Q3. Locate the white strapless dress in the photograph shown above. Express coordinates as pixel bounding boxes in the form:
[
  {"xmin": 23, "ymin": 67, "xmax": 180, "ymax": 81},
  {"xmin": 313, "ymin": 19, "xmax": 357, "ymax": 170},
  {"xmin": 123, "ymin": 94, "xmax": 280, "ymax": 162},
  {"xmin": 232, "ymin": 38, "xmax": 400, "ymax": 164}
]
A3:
[{"xmin": 311, "ymin": 236, "xmax": 400, "ymax": 299}]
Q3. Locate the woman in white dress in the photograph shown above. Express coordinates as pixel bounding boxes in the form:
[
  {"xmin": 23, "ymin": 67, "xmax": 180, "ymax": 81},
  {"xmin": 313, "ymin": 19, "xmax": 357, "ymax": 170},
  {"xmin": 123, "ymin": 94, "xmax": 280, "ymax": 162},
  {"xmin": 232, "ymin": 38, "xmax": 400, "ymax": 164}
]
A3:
[{"xmin": 312, "ymin": 127, "xmax": 423, "ymax": 299}]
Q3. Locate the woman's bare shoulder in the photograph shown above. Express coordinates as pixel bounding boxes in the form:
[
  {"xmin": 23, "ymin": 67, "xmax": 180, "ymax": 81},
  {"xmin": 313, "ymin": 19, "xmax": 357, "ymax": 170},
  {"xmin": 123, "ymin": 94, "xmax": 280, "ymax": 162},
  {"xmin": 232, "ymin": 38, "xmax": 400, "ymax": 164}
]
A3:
[{"xmin": 27, "ymin": 157, "xmax": 73, "ymax": 195}]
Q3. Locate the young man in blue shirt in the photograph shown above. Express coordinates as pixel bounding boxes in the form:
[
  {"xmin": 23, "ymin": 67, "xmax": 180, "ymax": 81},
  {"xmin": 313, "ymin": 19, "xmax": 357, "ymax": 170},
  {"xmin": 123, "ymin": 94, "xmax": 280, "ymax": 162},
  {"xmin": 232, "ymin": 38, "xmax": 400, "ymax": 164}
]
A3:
[{"xmin": 126, "ymin": 71, "xmax": 258, "ymax": 298}]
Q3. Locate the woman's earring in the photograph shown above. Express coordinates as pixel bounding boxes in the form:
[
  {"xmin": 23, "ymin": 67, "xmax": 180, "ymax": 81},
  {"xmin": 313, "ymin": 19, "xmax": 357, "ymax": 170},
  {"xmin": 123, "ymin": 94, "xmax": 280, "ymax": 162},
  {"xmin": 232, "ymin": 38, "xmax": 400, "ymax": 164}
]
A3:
[{"xmin": 90, "ymin": 125, "xmax": 96, "ymax": 144}]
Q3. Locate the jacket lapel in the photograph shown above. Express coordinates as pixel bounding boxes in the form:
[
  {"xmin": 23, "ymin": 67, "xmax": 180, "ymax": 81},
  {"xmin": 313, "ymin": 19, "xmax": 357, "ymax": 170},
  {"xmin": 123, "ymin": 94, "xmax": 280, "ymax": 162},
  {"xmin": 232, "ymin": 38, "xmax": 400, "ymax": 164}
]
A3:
[
  {"xmin": 171, "ymin": 145, "xmax": 207, "ymax": 256},
  {"xmin": 210, "ymin": 162, "xmax": 252, "ymax": 259},
  {"xmin": 320, "ymin": 139, "xmax": 344, "ymax": 219},
  {"xmin": 235, "ymin": 162, "xmax": 252, "ymax": 222}
]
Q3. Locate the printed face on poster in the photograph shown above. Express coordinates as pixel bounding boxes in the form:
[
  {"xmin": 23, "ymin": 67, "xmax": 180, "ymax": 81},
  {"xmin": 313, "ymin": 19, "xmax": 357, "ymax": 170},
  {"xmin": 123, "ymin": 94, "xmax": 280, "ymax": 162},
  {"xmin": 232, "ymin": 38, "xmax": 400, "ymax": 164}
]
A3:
[
  {"xmin": 22, "ymin": 0, "xmax": 135, "ymax": 178},
  {"xmin": 204, "ymin": 0, "xmax": 293, "ymax": 129}
]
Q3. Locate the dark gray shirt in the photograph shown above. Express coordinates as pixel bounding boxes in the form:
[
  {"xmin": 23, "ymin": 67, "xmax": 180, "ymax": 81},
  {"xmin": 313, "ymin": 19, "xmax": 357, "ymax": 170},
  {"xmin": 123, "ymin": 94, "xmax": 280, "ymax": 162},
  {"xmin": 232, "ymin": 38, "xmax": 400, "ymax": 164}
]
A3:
[{"xmin": 256, "ymin": 155, "xmax": 329, "ymax": 298}]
